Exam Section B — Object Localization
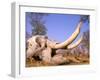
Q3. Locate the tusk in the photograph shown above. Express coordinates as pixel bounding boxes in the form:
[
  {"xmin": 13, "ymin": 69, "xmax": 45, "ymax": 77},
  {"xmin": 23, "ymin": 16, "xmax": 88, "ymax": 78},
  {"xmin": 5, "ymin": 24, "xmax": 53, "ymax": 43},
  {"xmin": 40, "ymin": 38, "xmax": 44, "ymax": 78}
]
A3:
[
  {"xmin": 67, "ymin": 35, "xmax": 83, "ymax": 49},
  {"xmin": 48, "ymin": 21, "xmax": 83, "ymax": 49}
]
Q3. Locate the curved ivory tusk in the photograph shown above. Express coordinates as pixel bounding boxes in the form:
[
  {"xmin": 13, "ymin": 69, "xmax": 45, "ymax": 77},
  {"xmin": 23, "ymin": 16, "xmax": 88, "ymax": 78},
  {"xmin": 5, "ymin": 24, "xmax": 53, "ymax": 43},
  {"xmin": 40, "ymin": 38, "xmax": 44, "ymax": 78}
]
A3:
[
  {"xmin": 48, "ymin": 21, "xmax": 83, "ymax": 49},
  {"xmin": 67, "ymin": 35, "xmax": 83, "ymax": 49}
]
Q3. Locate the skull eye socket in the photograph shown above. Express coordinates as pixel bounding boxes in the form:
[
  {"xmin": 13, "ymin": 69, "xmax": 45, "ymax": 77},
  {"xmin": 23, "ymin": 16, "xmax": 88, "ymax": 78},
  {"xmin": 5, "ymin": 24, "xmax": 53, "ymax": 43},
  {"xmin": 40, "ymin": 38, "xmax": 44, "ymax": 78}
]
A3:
[{"xmin": 30, "ymin": 43, "xmax": 32, "ymax": 46}]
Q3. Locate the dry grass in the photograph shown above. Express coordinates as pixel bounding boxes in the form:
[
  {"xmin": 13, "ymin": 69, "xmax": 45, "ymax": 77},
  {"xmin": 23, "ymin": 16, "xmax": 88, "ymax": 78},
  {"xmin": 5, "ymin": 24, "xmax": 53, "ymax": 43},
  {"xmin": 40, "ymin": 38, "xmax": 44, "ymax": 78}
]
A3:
[{"xmin": 26, "ymin": 53, "xmax": 89, "ymax": 67}]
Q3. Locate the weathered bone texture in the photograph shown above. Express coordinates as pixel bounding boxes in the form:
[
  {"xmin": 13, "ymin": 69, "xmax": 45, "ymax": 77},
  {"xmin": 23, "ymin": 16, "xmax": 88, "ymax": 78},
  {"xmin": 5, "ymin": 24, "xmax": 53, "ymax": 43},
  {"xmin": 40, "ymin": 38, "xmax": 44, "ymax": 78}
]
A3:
[
  {"xmin": 51, "ymin": 54, "xmax": 67, "ymax": 65},
  {"xmin": 26, "ymin": 35, "xmax": 47, "ymax": 58},
  {"xmin": 26, "ymin": 21, "xmax": 83, "ymax": 65},
  {"xmin": 40, "ymin": 47, "xmax": 52, "ymax": 63}
]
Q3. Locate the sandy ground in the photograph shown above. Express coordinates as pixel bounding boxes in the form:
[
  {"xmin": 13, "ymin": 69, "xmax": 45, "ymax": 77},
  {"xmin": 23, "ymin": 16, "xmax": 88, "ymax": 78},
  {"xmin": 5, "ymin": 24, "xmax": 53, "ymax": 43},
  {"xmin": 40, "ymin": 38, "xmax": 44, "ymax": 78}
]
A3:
[{"xmin": 26, "ymin": 53, "xmax": 89, "ymax": 67}]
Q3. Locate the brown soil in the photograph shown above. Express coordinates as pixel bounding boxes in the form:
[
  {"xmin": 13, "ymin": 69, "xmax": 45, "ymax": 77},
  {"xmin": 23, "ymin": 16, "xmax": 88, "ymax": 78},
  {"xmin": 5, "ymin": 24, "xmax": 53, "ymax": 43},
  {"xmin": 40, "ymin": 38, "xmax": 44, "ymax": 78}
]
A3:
[{"xmin": 26, "ymin": 53, "xmax": 89, "ymax": 67}]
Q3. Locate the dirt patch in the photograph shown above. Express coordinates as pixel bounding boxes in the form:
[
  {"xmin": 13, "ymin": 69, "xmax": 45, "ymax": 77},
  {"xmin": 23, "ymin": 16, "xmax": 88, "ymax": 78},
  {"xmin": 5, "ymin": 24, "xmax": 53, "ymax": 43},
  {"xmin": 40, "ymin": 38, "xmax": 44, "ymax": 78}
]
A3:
[{"xmin": 26, "ymin": 53, "xmax": 89, "ymax": 67}]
